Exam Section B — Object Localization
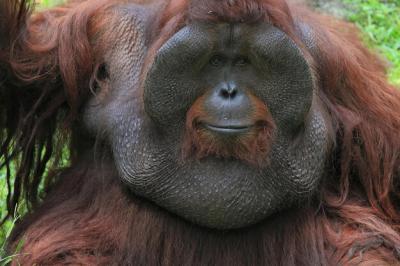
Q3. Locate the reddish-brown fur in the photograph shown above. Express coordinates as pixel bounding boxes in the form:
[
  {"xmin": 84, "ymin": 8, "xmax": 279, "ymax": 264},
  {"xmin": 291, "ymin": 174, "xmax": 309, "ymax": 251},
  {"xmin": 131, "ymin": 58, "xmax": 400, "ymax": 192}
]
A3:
[
  {"xmin": 182, "ymin": 93, "xmax": 276, "ymax": 167},
  {"xmin": 1, "ymin": 0, "xmax": 400, "ymax": 265}
]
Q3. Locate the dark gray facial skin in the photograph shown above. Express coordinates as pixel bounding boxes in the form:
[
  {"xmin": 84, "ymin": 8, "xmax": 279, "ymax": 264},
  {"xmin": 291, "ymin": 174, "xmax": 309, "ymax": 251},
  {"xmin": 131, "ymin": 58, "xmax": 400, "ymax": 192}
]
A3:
[{"xmin": 85, "ymin": 4, "xmax": 331, "ymax": 229}]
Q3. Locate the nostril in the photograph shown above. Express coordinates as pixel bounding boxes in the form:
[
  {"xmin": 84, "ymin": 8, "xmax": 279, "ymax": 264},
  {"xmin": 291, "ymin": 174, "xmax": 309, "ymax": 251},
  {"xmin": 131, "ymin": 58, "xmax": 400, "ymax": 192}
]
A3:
[
  {"xmin": 220, "ymin": 89, "xmax": 230, "ymax": 99},
  {"xmin": 219, "ymin": 87, "xmax": 238, "ymax": 99}
]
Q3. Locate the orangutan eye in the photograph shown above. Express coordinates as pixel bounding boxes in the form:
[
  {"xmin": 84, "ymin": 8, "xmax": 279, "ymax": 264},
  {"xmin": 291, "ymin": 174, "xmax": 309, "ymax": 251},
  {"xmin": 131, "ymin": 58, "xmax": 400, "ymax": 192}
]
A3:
[
  {"xmin": 209, "ymin": 55, "xmax": 225, "ymax": 67},
  {"xmin": 234, "ymin": 57, "xmax": 249, "ymax": 67}
]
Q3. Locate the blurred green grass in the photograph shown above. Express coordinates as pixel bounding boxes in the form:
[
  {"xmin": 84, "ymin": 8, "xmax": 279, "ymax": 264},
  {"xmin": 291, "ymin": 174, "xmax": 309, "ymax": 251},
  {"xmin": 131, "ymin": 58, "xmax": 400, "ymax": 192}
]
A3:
[
  {"xmin": 344, "ymin": 0, "xmax": 400, "ymax": 85},
  {"xmin": 0, "ymin": 0, "xmax": 399, "ymax": 261},
  {"xmin": 37, "ymin": 0, "xmax": 64, "ymax": 7}
]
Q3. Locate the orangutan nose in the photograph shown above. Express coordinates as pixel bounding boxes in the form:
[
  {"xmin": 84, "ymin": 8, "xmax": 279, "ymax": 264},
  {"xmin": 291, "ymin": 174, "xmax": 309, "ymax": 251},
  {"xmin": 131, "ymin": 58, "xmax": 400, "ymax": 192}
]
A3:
[{"xmin": 218, "ymin": 82, "xmax": 238, "ymax": 100}]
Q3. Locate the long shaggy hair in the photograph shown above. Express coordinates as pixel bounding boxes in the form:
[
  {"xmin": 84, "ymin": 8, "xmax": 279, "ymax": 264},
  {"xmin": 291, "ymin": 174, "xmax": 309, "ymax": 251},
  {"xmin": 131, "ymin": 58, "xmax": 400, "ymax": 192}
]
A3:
[{"xmin": 1, "ymin": 0, "xmax": 400, "ymax": 265}]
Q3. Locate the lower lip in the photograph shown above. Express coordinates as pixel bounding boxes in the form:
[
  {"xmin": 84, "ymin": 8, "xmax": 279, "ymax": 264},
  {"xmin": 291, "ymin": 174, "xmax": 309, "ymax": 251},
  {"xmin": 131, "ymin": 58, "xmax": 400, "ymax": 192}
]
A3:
[{"xmin": 204, "ymin": 124, "xmax": 251, "ymax": 134}]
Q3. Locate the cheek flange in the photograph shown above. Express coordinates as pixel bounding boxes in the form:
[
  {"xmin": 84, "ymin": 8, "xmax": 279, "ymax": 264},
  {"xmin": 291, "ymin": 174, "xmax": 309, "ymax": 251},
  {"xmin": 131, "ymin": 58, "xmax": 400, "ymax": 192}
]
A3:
[
  {"xmin": 143, "ymin": 24, "xmax": 212, "ymax": 126},
  {"xmin": 249, "ymin": 24, "xmax": 315, "ymax": 131}
]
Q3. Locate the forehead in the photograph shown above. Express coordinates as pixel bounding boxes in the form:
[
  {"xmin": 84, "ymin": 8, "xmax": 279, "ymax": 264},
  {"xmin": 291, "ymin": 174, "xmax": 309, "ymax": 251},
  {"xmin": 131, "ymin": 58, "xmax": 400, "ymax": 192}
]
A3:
[
  {"xmin": 197, "ymin": 22, "xmax": 283, "ymax": 50},
  {"xmin": 92, "ymin": 2, "xmax": 160, "ymax": 52},
  {"xmin": 103, "ymin": 3, "xmax": 280, "ymax": 46},
  {"xmin": 94, "ymin": 0, "xmax": 305, "ymax": 70}
]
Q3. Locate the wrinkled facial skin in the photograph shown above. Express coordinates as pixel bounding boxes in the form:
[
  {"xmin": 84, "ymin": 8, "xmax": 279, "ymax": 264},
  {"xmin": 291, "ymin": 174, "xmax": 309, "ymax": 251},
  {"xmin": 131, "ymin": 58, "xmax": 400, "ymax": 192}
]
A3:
[{"xmin": 85, "ymin": 4, "xmax": 331, "ymax": 229}]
